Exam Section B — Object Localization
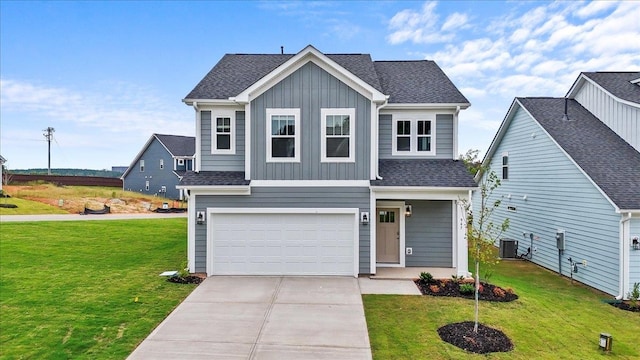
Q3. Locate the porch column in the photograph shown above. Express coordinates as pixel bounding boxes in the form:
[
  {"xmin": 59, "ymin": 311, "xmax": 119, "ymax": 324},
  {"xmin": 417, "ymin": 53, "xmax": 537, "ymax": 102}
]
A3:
[{"xmin": 455, "ymin": 200, "xmax": 469, "ymax": 277}]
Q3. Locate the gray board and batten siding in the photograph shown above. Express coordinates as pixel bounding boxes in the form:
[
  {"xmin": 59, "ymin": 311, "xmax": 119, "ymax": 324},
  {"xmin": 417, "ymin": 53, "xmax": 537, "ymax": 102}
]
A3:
[
  {"xmin": 200, "ymin": 111, "xmax": 245, "ymax": 171},
  {"xmin": 193, "ymin": 186, "xmax": 370, "ymax": 273},
  {"xmin": 378, "ymin": 114, "xmax": 454, "ymax": 159},
  {"xmin": 405, "ymin": 200, "xmax": 453, "ymax": 267},
  {"xmin": 477, "ymin": 105, "xmax": 621, "ymax": 296},
  {"xmin": 250, "ymin": 62, "xmax": 371, "ymax": 180}
]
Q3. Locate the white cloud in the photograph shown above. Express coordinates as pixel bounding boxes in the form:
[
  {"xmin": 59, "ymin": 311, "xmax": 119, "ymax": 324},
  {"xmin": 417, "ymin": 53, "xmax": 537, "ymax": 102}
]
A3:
[
  {"xmin": 575, "ymin": 0, "xmax": 619, "ymax": 18},
  {"xmin": 386, "ymin": 2, "xmax": 463, "ymax": 44},
  {"xmin": 441, "ymin": 12, "xmax": 468, "ymax": 32}
]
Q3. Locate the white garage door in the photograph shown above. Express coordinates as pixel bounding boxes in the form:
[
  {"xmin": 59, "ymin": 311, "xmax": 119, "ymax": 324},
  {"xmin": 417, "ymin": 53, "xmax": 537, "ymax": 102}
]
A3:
[{"xmin": 209, "ymin": 210, "xmax": 357, "ymax": 276}]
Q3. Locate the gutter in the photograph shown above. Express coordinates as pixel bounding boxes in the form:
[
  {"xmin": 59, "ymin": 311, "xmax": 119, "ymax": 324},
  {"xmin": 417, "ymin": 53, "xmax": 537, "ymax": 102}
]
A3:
[{"xmin": 375, "ymin": 98, "xmax": 390, "ymax": 180}]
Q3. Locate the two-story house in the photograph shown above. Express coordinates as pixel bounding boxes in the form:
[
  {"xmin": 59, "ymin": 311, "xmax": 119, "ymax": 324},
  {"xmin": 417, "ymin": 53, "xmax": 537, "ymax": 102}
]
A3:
[
  {"xmin": 178, "ymin": 45, "xmax": 475, "ymax": 277},
  {"xmin": 122, "ymin": 134, "xmax": 195, "ymax": 200},
  {"xmin": 475, "ymin": 72, "xmax": 640, "ymax": 299}
]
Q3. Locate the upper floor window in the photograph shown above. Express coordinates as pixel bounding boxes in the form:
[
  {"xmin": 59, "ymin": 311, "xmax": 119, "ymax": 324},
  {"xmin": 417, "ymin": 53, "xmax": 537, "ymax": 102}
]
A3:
[
  {"xmin": 502, "ymin": 152, "xmax": 509, "ymax": 180},
  {"xmin": 212, "ymin": 111, "xmax": 235, "ymax": 154},
  {"xmin": 321, "ymin": 108, "xmax": 355, "ymax": 162},
  {"xmin": 177, "ymin": 158, "xmax": 185, "ymax": 166},
  {"xmin": 266, "ymin": 108, "xmax": 300, "ymax": 162},
  {"xmin": 392, "ymin": 118, "xmax": 435, "ymax": 155},
  {"xmin": 159, "ymin": 159, "xmax": 164, "ymax": 169},
  {"xmin": 139, "ymin": 160, "xmax": 145, "ymax": 172}
]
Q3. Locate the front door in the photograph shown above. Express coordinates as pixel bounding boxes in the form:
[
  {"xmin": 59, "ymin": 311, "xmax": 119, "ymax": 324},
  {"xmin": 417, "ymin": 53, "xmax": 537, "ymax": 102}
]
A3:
[{"xmin": 376, "ymin": 208, "xmax": 400, "ymax": 263}]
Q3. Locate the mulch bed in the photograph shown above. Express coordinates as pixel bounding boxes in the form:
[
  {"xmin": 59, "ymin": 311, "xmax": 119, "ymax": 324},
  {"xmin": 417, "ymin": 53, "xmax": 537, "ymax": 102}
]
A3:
[
  {"xmin": 414, "ymin": 279, "xmax": 518, "ymax": 302},
  {"xmin": 608, "ymin": 301, "xmax": 640, "ymax": 312},
  {"xmin": 167, "ymin": 275, "xmax": 204, "ymax": 284},
  {"xmin": 438, "ymin": 321, "xmax": 513, "ymax": 354}
]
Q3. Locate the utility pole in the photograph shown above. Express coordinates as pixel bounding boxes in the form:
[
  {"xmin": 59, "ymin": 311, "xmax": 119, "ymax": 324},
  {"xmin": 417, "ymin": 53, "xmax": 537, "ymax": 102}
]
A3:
[{"xmin": 43, "ymin": 127, "xmax": 55, "ymax": 175}]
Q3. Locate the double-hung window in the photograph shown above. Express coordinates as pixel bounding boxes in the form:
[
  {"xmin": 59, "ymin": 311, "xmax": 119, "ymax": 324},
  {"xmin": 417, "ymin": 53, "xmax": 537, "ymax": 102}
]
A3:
[
  {"xmin": 159, "ymin": 159, "xmax": 164, "ymax": 169},
  {"xmin": 266, "ymin": 108, "xmax": 300, "ymax": 162},
  {"xmin": 321, "ymin": 108, "xmax": 355, "ymax": 162},
  {"xmin": 502, "ymin": 152, "xmax": 509, "ymax": 180},
  {"xmin": 211, "ymin": 111, "xmax": 235, "ymax": 154},
  {"xmin": 139, "ymin": 160, "xmax": 145, "ymax": 172},
  {"xmin": 392, "ymin": 117, "xmax": 435, "ymax": 155}
]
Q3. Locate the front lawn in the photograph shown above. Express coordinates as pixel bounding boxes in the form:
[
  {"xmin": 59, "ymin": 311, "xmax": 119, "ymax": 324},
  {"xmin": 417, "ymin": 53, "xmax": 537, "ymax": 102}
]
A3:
[
  {"xmin": 0, "ymin": 219, "xmax": 196, "ymax": 359},
  {"xmin": 364, "ymin": 260, "xmax": 640, "ymax": 359},
  {"xmin": 0, "ymin": 196, "xmax": 69, "ymax": 215}
]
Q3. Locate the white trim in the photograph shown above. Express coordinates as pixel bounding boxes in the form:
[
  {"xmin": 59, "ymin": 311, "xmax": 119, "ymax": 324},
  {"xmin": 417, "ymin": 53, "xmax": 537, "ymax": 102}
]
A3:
[
  {"xmin": 250, "ymin": 180, "xmax": 370, "ymax": 187},
  {"xmin": 375, "ymin": 201, "xmax": 406, "ymax": 268},
  {"xmin": 455, "ymin": 199, "xmax": 469, "ymax": 277},
  {"xmin": 187, "ymin": 193, "xmax": 196, "ymax": 273},
  {"xmin": 233, "ymin": 45, "xmax": 387, "ymax": 104},
  {"xmin": 382, "ymin": 103, "xmax": 470, "ymax": 110},
  {"xmin": 177, "ymin": 185, "xmax": 251, "ymax": 196},
  {"xmin": 196, "ymin": 108, "xmax": 203, "ymax": 172},
  {"xmin": 205, "ymin": 207, "xmax": 360, "ymax": 277},
  {"xmin": 370, "ymin": 186, "xmax": 476, "ymax": 200},
  {"xmin": 453, "ymin": 106, "xmax": 460, "ymax": 157},
  {"xmin": 266, "ymin": 108, "xmax": 301, "ymax": 163},
  {"xmin": 369, "ymin": 190, "xmax": 377, "ymax": 273},
  {"xmin": 391, "ymin": 116, "xmax": 436, "ymax": 156},
  {"xmin": 371, "ymin": 102, "xmax": 379, "ymax": 180},
  {"xmin": 139, "ymin": 159, "xmax": 145, "ymax": 172},
  {"xmin": 183, "ymin": 98, "xmax": 237, "ymax": 106},
  {"xmin": 320, "ymin": 108, "xmax": 356, "ymax": 163},
  {"xmin": 211, "ymin": 110, "xmax": 236, "ymax": 155},
  {"xmin": 567, "ymin": 74, "xmax": 640, "ymax": 109},
  {"xmin": 501, "ymin": 151, "xmax": 509, "ymax": 180},
  {"xmin": 244, "ymin": 103, "xmax": 251, "ymax": 180}
]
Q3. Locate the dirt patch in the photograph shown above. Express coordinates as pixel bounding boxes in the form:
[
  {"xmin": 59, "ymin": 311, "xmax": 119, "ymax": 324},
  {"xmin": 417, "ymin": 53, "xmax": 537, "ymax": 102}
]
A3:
[
  {"xmin": 438, "ymin": 321, "xmax": 513, "ymax": 354},
  {"xmin": 415, "ymin": 279, "xmax": 518, "ymax": 302}
]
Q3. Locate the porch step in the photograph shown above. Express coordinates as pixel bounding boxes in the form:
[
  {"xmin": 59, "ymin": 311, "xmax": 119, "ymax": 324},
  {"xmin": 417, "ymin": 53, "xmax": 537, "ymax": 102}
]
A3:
[{"xmin": 370, "ymin": 267, "xmax": 459, "ymax": 280}]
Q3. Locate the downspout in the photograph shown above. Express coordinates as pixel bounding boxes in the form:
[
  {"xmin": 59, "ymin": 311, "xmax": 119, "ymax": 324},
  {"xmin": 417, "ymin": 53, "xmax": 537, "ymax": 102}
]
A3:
[
  {"xmin": 454, "ymin": 105, "xmax": 460, "ymax": 158},
  {"xmin": 193, "ymin": 102, "xmax": 201, "ymax": 173},
  {"xmin": 375, "ymin": 98, "xmax": 390, "ymax": 180},
  {"xmin": 617, "ymin": 213, "xmax": 632, "ymax": 300}
]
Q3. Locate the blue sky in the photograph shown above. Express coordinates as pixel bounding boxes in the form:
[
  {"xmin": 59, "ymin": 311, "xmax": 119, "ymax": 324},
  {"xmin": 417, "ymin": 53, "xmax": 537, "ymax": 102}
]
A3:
[{"xmin": 1, "ymin": 0, "xmax": 638, "ymax": 170}]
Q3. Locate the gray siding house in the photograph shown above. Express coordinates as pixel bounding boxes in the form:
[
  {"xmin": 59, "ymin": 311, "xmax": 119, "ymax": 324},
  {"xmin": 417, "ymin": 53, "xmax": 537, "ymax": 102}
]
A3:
[
  {"xmin": 475, "ymin": 72, "xmax": 640, "ymax": 299},
  {"xmin": 122, "ymin": 134, "xmax": 195, "ymax": 200},
  {"xmin": 179, "ymin": 45, "xmax": 475, "ymax": 277}
]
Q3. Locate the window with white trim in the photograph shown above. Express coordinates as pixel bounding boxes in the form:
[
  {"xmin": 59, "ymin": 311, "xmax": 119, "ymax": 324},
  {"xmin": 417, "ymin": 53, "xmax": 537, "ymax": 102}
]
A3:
[
  {"xmin": 159, "ymin": 159, "xmax": 164, "ymax": 169},
  {"xmin": 502, "ymin": 152, "xmax": 509, "ymax": 180},
  {"xmin": 139, "ymin": 160, "xmax": 145, "ymax": 172},
  {"xmin": 212, "ymin": 112, "xmax": 235, "ymax": 154},
  {"xmin": 266, "ymin": 108, "xmax": 300, "ymax": 162},
  {"xmin": 392, "ymin": 118, "xmax": 435, "ymax": 155},
  {"xmin": 321, "ymin": 108, "xmax": 355, "ymax": 162},
  {"xmin": 145, "ymin": 180, "xmax": 149, "ymax": 191},
  {"xmin": 177, "ymin": 158, "xmax": 184, "ymax": 165}
]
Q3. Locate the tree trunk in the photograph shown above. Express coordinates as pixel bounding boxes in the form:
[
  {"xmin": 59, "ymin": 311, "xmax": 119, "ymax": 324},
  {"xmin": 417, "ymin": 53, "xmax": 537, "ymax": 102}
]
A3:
[{"xmin": 474, "ymin": 254, "xmax": 480, "ymax": 332}]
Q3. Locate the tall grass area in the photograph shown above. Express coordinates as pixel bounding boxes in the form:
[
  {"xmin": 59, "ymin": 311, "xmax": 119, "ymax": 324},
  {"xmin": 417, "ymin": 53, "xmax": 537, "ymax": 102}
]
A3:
[
  {"xmin": 0, "ymin": 219, "xmax": 196, "ymax": 359},
  {"xmin": 364, "ymin": 260, "xmax": 640, "ymax": 359},
  {"xmin": 0, "ymin": 197, "xmax": 69, "ymax": 215}
]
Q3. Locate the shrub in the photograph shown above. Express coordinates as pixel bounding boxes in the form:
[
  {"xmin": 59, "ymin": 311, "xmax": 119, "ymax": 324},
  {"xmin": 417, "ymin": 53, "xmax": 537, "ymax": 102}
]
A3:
[
  {"xmin": 505, "ymin": 287, "xmax": 514, "ymax": 294},
  {"xmin": 429, "ymin": 285, "xmax": 441, "ymax": 293},
  {"xmin": 420, "ymin": 272, "xmax": 434, "ymax": 283},
  {"xmin": 493, "ymin": 287, "xmax": 506, "ymax": 298},
  {"xmin": 451, "ymin": 275, "xmax": 465, "ymax": 283},
  {"xmin": 628, "ymin": 282, "xmax": 640, "ymax": 308},
  {"xmin": 459, "ymin": 283, "xmax": 474, "ymax": 295},
  {"xmin": 477, "ymin": 284, "xmax": 484, "ymax": 293}
]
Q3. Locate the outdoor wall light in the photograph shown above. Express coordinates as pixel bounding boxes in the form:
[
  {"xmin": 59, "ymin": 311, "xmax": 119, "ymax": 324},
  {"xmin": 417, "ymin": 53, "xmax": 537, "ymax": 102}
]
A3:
[
  {"xmin": 405, "ymin": 204, "xmax": 412, "ymax": 217},
  {"xmin": 632, "ymin": 237, "xmax": 640, "ymax": 251},
  {"xmin": 360, "ymin": 211, "xmax": 369, "ymax": 225},
  {"xmin": 599, "ymin": 333, "xmax": 612, "ymax": 352},
  {"xmin": 196, "ymin": 211, "xmax": 205, "ymax": 225}
]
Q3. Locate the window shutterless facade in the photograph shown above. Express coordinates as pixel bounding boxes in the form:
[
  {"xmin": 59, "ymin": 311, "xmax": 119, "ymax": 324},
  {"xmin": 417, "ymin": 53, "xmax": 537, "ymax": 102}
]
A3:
[
  {"xmin": 321, "ymin": 108, "xmax": 355, "ymax": 162},
  {"xmin": 502, "ymin": 152, "xmax": 509, "ymax": 180},
  {"xmin": 159, "ymin": 159, "xmax": 164, "ymax": 169},
  {"xmin": 392, "ymin": 118, "xmax": 435, "ymax": 155},
  {"xmin": 139, "ymin": 160, "xmax": 145, "ymax": 172},
  {"xmin": 266, "ymin": 108, "xmax": 300, "ymax": 162},
  {"xmin": 212, "ymin": 111, "xmax": 235, "ymax": 154}
]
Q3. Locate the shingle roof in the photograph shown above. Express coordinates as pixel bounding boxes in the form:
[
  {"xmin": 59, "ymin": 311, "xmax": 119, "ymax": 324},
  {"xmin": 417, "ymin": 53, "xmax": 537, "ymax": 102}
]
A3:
[
  {"xmin": 373, "ymin": 61, "xmax": 469, "ymax": 104},
  {"xmin": 581, "ymin": 72, "xmax": 640, "ymax": 104},
  {"xmin": 179, "ymin": 171, "xmax": 249, "ymax": 186},
  {"xmin": 518, "ymin": 97, "xmax": 640, "ymax": 210},
  {"xmin": 155, "ymin": 134, "xmax": 195, "ymax": 157},
  {"xmin": 185, "ymin": 50, "xmax": 466, "ymax": 104},
  {"xmin": 371, "ymin": 159, "xmax": 477, "ymax": 187}
]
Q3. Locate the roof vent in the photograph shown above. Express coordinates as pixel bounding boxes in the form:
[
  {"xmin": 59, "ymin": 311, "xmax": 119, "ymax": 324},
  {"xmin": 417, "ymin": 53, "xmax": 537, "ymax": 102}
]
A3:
[
  {"xmin": 562, "ymin": 97, "xmax": 570, "ymax": 121},
  {"xmin": 280, "ymin": 46, "xmax": 284, "ymax": 55}
]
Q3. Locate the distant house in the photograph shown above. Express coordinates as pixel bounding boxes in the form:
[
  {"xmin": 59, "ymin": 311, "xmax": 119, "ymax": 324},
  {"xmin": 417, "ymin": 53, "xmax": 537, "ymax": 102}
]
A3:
[
  {"xmin": 0, "ymin": 155, "xmax": 6, "ymax": 192},
  {"xmin": 475, "ymin": 72, "xmax": 640, "ymax": 299},
  {"xmin": 122, "ymin": 134, "xmax": 195, "ymax": 200},
  {"xmin": 111, "ymin": 166, "xmax": 128, "ymax": 174}
]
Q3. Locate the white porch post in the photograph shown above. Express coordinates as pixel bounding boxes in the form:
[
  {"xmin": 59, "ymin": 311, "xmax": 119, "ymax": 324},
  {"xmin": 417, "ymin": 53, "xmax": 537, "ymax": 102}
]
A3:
[{"xmin": 187, "ymin": 192, "xmax": 196, "ymax": 273}]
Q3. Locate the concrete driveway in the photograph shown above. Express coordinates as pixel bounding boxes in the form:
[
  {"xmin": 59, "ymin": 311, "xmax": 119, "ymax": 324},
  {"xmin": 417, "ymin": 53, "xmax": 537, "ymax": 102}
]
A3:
[{"xmin": 127, "ymin": 276, "xmax": 372, "ymax": 360}]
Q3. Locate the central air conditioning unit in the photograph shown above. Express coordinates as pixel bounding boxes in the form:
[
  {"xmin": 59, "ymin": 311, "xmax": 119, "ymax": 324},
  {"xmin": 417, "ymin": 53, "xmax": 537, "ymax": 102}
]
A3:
[{"xmin": 499, "ymin": 239, "xmax": 518, "ymax": 259}]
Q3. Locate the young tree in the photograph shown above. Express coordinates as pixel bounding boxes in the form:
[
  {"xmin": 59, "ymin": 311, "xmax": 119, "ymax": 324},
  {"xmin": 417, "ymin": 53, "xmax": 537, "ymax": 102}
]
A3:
[{"xmin": 462, "ymin": 160, "xmax": 509, "ymax": 332}]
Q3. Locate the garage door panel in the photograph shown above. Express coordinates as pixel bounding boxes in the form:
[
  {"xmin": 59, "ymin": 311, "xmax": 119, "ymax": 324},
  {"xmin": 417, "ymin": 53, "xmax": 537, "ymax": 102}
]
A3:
[{"xmin": 210, "ymin": 212, "xmax": 355, "ymax": 276}]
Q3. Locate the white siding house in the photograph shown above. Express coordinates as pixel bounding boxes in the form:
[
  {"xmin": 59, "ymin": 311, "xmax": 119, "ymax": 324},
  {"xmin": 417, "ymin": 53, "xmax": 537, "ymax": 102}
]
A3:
[{"xmin": 475, "ymin": 72, "xmax": 640, "ymax": 299}]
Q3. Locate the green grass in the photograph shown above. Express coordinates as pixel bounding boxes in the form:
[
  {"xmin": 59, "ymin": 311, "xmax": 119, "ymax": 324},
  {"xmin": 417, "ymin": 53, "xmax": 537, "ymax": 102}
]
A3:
[
  {"xmin": 0, "ymin": 197, "xmax": 69, "ymax": 215},
  {"xmin": 364, "ymin": 260, "xmax": 640, "ymax": 359},
  {"xmin": 0, "ymin": 219, "xmax": 196, "ymax": 359}
]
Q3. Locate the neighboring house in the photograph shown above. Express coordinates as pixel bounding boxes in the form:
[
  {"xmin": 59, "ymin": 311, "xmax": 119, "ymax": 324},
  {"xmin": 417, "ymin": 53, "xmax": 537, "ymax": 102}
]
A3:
[
  {"xmin": 0, "ymin": 155, "xmax": 6, "ymax": 192},
  {"xmin": 178, "ymin": 45, "xmax": 475, "ymax": 277},
  {"xmin": 475, "ymin": 72, "xmax": 640, "ymax": 299},
  {"xmin": 111, "ymin": 166, "xmax": 128, "ymax": 174},
  {"xmin": 122, "ymin": 134, "xmax": 195, "ymax": 200}
]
